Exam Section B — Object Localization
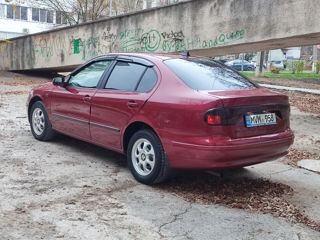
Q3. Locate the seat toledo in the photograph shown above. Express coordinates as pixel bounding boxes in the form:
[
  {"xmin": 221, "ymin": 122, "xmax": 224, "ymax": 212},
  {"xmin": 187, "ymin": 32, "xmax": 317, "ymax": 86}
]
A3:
[{"xmin": 27, "ymin": 53, "xmax": 294, "ymax": 184}]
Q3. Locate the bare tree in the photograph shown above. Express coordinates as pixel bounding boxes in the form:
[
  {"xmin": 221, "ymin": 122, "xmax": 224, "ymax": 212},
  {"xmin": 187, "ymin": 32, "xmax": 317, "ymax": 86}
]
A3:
[{"xmin": 28, "ymin": 0, "xmax": 143, "ymax": 24}]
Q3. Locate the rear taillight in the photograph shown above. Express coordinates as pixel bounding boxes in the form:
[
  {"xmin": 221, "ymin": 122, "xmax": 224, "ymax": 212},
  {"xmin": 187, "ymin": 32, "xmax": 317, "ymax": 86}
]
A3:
[
  {"xmin": 204, "ymin": 108, "xmax": 226, "ymax": 125},
  {"xmin": 207, "ymin": 115, "xmax": 221, "ymax": 125}
]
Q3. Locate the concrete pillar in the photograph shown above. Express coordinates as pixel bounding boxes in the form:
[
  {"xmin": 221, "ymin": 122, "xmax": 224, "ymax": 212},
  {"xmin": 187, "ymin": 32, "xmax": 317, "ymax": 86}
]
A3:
[
  {"xmin": 152, "ymin": 0, "xmax": 162, "ymax": 7},
  {"xmin": 143, "ymin": 0, "xmax": 148, "ymax": 9},
  {"xmin": 312, "ymin": 45, "xmax": 318, "ymax": 72},
  {"xmin": 255, "ymin": 51, "xmax": 265, "ymax": 77}
]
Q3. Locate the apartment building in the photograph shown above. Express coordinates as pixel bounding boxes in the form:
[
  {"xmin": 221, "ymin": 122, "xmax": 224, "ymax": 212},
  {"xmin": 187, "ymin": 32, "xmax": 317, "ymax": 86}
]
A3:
[{"xmin": 0, "ymin": 0, "xmax": 66, "ymax": 39}]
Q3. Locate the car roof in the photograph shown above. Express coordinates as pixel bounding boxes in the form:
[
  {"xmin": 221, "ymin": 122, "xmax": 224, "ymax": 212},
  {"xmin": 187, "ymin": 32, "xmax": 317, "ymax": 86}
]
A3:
[{"xmin": 94, "ymin": 52, "xmax": 207, "ymax": 62}]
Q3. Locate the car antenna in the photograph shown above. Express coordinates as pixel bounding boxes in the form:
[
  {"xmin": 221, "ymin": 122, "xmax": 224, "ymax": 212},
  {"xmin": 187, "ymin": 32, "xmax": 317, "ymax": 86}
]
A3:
[{"xmin": 180, "ymin": 50, "xmax": 190, "ymax": 57}]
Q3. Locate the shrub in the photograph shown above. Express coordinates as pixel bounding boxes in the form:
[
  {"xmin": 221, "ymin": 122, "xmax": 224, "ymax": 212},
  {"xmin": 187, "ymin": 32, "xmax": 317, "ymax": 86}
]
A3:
[
  {"xmin": 270, "ymin": 65, "xmax": 281, "ymax": 74},
  {"xmin": 287, "ymin": 60, "xmax": 305, "ymax": 74},
  {"xmin": 316, "ymin": 61, "xmax": 320, "ymax": 74}
]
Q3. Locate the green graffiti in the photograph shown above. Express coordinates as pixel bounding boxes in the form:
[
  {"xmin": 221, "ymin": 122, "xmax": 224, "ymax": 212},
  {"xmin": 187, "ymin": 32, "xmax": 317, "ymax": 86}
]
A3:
[
  {"xmin": 73, "ymin": 37, "xmax": 100, "ymax": 60},
  {"xmin": 70, "ymin": 28, "xmax": 245, "ymax": 61},
  {"xmin": 33, "ymin": 43, "xmax": 53, "ymax": 61},
  {"xmin": 119, "ymin": 28, "xmax": 245, "ymax": 53},
  {"xmin": 144, "ymin": 30, "xmax": 161, "ymax": 52},
  {"xmin": 74, "ymin": 38, "xmax": 80, "ymax": 54}
]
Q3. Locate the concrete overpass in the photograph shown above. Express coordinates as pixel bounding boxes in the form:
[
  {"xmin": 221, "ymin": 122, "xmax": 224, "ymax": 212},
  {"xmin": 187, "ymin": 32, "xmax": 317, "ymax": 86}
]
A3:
[{"xmin": 0, "ymin": 0, "xmax": 319, "ymax": 71}]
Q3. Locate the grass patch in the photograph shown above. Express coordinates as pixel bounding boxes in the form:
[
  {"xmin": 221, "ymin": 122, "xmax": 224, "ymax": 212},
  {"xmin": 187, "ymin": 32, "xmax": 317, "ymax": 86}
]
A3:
[{"xmin": 241, "ymin": 71, "xmax": 320, "ymax": 79}]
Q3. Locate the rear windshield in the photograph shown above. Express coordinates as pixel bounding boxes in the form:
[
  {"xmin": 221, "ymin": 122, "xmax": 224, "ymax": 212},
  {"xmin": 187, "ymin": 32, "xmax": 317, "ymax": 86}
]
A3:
[{"xmin": 164, "ymin": 58, "xmax": 257, "ymax": 91}]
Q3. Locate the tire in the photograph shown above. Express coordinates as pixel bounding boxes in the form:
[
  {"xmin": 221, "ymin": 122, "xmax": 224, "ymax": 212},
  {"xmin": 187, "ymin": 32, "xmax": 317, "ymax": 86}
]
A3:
[
  {"xmin": 127, "ymin": 129, "xmax": 171, "ymax": 185},
  {"xmin": 30, "ymin": 101, "xmax": 56, "ymax": 141}
]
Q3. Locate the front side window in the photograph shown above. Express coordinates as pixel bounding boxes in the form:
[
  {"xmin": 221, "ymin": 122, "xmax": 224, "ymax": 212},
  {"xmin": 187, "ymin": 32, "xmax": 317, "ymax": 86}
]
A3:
[
  {"xmin": 67, "ymin": 60, "xmax": 111, "ymax": 88},
  {"xmin": 164, "ymin": 58, "xmax": 257, "ymax": 91},
  {"xmin": 105, "ymin": 62, "xmax": 146, "ymax": 91}
]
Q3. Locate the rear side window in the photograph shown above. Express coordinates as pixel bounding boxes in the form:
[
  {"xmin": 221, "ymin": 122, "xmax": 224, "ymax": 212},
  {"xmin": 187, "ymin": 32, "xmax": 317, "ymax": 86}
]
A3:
[
  {"xmin": 136, "ymin": 68, "xmax": 157, "ymax": 92},
  {"xmin": 105, "ymin": 62, "xmax": 146, "ymax": 91},
  {"xmin": 164, "ymin": 59, "xmax": 257, "ymax": 91}
]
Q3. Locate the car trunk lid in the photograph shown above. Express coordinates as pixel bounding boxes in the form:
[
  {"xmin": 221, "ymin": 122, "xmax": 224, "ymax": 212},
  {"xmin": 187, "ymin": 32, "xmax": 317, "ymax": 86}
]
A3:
[{"xmin": 201, "ymin": 88, "xmax": 290, "ymax": 139}]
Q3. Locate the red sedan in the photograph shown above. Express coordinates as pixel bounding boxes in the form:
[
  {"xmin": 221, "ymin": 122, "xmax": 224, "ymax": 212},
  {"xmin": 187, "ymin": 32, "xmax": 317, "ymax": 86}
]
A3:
[{"xmin": 27, "ymin": 53, "xmax": 294, "ymax": 184}]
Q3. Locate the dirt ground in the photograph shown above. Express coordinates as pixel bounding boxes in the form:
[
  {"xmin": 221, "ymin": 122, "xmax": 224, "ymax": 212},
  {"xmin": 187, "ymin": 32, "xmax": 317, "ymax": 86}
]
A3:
[{"xmin": 0, "ymin": 72, "xmax": 320, "ymax": 239}]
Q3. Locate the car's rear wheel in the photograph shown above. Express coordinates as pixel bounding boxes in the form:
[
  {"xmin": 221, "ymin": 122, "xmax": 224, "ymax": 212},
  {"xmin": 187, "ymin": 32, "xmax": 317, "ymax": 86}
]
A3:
[
  {"xmin": 127, "ymin": 129, "xmax": 171, "ymax": 185},
  {"xmin": 30, "ymin": 101, "xmax": 56, "ymax": 141}
]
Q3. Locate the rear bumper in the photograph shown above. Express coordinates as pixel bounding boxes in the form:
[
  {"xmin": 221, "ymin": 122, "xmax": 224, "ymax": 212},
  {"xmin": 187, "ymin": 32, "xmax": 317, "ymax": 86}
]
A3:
[{"xmin": 166, "ymin": 129, "xmax": 294, "ymax": 169}]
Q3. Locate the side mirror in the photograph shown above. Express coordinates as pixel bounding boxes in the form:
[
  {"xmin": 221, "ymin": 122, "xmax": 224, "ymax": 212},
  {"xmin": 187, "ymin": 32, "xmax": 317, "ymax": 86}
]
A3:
[{"xmin": 53, "ymin": 77, "xmax": 64, "ymax": 87}]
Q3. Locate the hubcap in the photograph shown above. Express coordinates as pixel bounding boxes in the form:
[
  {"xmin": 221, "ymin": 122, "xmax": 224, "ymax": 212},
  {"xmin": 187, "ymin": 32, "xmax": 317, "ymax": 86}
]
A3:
[
  {"xmin": 32, "ymin": 108, "xmax": 45, "ymax": 136},
  {"xmin": 131, "ymin": 138, "xmax": 155, "ymax": 176}
]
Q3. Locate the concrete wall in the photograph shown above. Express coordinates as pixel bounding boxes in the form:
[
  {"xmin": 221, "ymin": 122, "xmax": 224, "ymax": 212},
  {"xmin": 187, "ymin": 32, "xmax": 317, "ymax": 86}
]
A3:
[{"xmin": 1, "ymin": 0, "xmax": 320, "ymax": 71}]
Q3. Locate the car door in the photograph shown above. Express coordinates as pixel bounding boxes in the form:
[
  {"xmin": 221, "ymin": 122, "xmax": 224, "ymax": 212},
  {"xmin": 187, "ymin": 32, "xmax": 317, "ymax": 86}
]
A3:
[
  {"xmin": 90, "ymin": 57, "xmax": 158, "ymax": 151},
  {"xmin": 50, "ymin": 58, "xmax": 113, "ymax": 140},
  {"xmin": 232, "ymin": 60, "xmax": 242, "ymax": 71}
]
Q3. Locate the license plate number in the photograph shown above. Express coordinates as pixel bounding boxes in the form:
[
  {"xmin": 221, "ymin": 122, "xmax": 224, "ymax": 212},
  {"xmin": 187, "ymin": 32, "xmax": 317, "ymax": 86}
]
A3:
[{"xmin": 245, "ymin": 113, "xmax": 277, "ymax": 127}]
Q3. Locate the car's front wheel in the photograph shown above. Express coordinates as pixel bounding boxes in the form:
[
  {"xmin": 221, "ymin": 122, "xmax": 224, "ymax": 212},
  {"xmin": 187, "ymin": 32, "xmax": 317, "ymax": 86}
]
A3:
[
  {"xmin": 30, "ymin": 101, "xmax": 56, "ymax": 141},
  {"xmin": 127, "ymin": 129, "xmax": 171, "ymax": 185}
]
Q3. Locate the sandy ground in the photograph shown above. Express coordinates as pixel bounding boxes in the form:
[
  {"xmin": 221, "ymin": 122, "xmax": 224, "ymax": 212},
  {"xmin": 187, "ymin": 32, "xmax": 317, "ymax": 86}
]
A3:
[{"xmin": 0, "ymin": 72, "xmax": 320, "ymax": 239}]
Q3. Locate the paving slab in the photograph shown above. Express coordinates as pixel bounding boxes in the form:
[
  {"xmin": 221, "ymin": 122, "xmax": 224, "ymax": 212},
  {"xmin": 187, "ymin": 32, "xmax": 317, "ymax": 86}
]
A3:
[{"xmin": 298, "ymin": 159, "xmax": 320, "ymax": 173}]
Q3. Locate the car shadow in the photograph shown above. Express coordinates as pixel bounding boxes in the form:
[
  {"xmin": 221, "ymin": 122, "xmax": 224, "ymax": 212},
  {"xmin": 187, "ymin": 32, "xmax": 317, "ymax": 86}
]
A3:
[{"xmin": 50, "ymin": 134, "xmax": 127, "ymax": 169}]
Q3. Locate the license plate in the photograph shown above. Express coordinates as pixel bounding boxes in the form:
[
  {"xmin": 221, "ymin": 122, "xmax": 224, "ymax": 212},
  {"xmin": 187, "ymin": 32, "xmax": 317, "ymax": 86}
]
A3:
[{"xmin": 245, "ymin": 113, "xmax": 277, "ymax": 127}]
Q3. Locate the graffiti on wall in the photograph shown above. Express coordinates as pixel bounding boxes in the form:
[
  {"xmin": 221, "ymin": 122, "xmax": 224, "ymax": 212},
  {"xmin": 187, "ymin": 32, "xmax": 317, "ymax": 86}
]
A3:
[
  {"xmin": 1, "ymin": 25, "xmax": 246, "ymax": 68},
  {"xmin": 119, "ymin": 28, "xmax": 245, "ymax": 53},
  {"xmin": 32, "ymin": 35, "xmax": 67, "ymax": 62},
  {"xmin": 73, "ymin": 37, "xmax": 100, "ymax": 61}
]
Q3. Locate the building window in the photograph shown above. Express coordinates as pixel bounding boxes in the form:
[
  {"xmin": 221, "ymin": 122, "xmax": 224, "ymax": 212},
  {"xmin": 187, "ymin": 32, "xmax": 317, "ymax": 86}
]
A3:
[
  {"xmin": 21, "ymin": 7, "xmax": 27, "ymax": 20},
  {"xmin": 56, "ymin": 11, "xmax": 61, "ymax": 24},
  {"xmin": 47, "ymin": 10, "xmax": 53, "ymax": 23},
  {"xmin": 32, "ymin": 8, "xmax": 39, "ymax": 21},
  {"xmin": 0, "ymin": 4, "xmax": 5, "ymax": 18},
  {"xmin": 40, "ymin": 9, "xmax": 46, "ymax": 22},
  {"xmin": 15, "ymin": 6, "xmax": 21, "ymax": 19},
  {"xmin": 7, "ymin": 5, "xmax": 13, "ymax": 19},
  {"xmin": 62, "ymin": 14, "xmax": 67, "ymax": 24}
]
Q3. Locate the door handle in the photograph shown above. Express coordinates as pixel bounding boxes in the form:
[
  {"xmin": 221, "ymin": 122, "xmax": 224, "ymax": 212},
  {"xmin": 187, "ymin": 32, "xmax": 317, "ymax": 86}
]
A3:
[
  {"xmin": 83, "ymin": 95, "xmax": 92, "ymax": 103},
  {"xmin": 127, "ymin": 100, "xmax": 138, "ymax": 108}
]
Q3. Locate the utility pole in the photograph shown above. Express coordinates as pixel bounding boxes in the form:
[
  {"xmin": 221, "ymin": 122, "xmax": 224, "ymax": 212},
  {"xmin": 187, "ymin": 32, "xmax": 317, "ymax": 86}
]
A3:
[
  {"xmin": 109, "ymin": 0, "xmax": 112, "ymax": 17},
  {"xmin": 312, "ymin": 45, "xmax": 318, "ymax": 72}
]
